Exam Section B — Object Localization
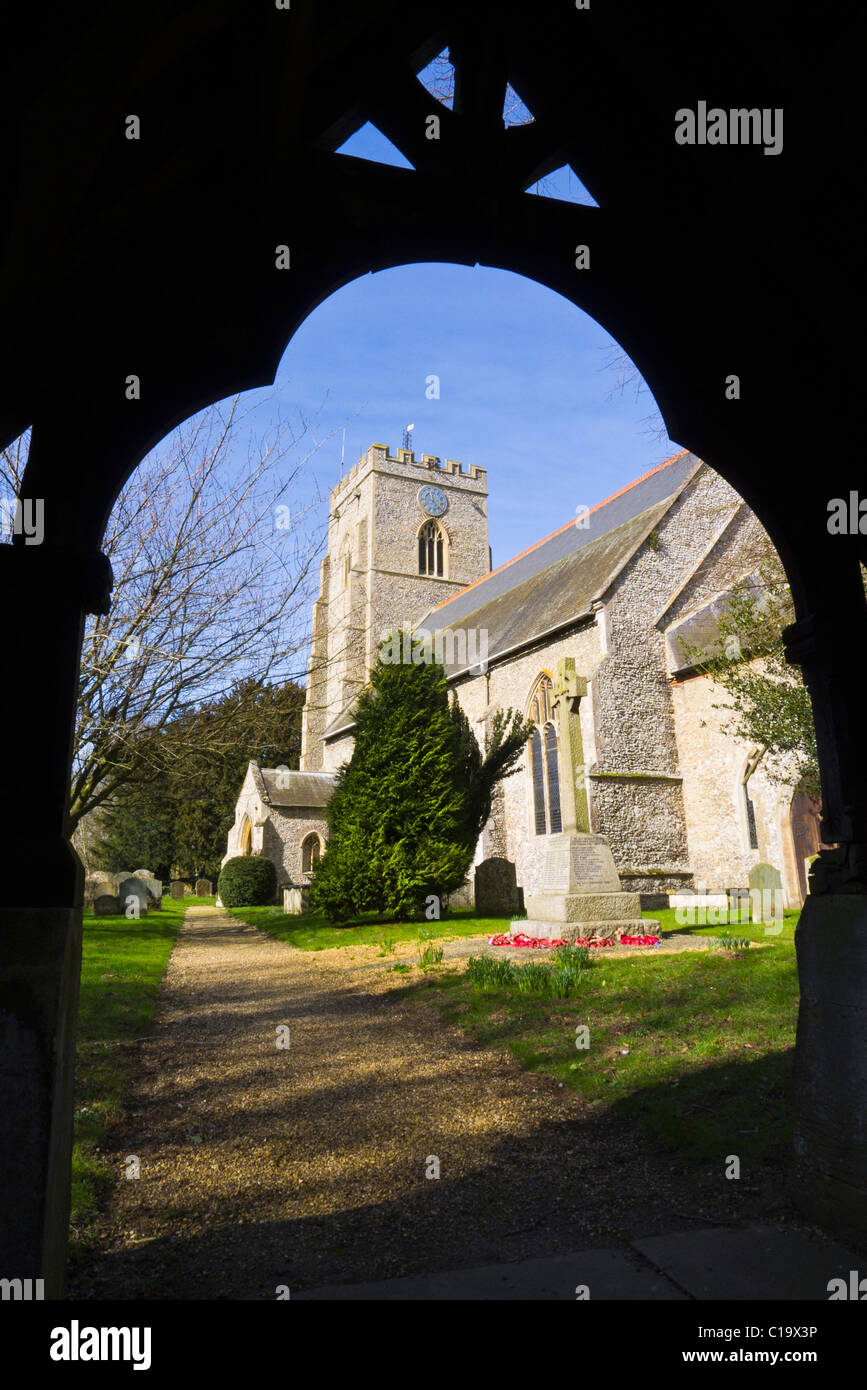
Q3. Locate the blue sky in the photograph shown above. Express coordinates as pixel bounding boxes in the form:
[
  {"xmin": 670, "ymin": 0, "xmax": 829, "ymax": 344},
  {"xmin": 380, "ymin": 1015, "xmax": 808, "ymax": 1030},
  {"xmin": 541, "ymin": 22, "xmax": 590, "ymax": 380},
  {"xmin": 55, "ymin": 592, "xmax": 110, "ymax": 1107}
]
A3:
[
  {"xmin": 221, "ymin": 111, "xmax": 676, "ymax": 576},
  {"xmin": 275, "ymin": 274, "xmax": 678, "ymax": 572}
]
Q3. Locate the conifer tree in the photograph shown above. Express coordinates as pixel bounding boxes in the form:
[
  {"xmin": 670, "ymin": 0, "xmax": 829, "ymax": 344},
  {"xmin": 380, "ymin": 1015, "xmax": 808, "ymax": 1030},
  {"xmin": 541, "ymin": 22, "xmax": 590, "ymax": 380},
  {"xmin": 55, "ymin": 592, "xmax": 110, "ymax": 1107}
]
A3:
[{"xmin": 309, "ymin": 649, "xmax": 532, "ymax": 922}]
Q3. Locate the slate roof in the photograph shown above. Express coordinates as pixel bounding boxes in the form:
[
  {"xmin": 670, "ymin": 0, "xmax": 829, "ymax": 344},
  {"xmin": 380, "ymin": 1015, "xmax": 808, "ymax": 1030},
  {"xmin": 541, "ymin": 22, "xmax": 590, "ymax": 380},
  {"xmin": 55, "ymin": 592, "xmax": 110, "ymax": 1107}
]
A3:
[
  {"xmin": 258, "ymin": 767, "xmax": 336, "ymax": 807},
  {"xmin": 423, "ymin": 450, "xmax": 702, "ymax": 677},
  {"xmin": 423, "ymin": 450, "xmax": 701, "ymax": 635},
  {"xmin": 666, "ymin": 590, "xmax": 746, "ymax": 674},
  {"xmin": 666, "ymin": 572, "xmax": 793, "ymax": 675},
  {"xmin": 323, "ymin": 450, "xmax": 702, "ymax": 736}
]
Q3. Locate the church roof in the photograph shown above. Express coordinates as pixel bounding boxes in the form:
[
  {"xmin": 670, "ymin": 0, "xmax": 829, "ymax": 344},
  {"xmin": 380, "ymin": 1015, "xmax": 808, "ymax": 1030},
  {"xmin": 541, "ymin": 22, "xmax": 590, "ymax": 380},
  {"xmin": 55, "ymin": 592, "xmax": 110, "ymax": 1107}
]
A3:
[
  {"xmin": 423, "ymin": 450, "xmax": 703, "ymax": 676},
  {"xmin": 423, "ymin": 450, "xmax": 701, "ymax": 635},
  {"xmin": 665, "ymin": 571, "xmax": 792, "ymax": 676},
  {"xmin": 257, "ymin": 766, "xmax": 336, "ymax": 807},
  {"xmin": 430, "ymin": 499, "xmax": 673, "ymax": 675},
  {"xmin": 322, "ymin": 449, "xmax": 702, "ymax": 736}
]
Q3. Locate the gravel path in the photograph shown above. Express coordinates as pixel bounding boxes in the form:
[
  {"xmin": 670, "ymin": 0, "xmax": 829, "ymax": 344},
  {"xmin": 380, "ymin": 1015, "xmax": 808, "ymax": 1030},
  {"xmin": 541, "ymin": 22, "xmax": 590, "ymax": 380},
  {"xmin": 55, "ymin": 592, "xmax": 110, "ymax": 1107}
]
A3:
[{"xmin": 69, "ymin": 907, "xmax": 792, "ymax": 1300}]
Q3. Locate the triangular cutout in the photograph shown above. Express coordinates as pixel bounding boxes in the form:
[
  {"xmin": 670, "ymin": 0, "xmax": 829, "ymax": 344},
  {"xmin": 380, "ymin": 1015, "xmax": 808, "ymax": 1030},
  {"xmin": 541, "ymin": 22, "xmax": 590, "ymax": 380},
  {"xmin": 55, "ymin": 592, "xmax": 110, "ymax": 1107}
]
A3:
[
  {"xmin": 416, "ymin": 49, "xmax": 454, "ymax": 109},
  {"xmin": 503, "ymin": 82, "xmax": 534, "ymax": 127},
  {"xmin": 335, "ymin": 122, "xmax": 414, "ymax": 170},
  {"xmin": 526, "ymin": 164, "xmax": 599, "ymax": 206}
]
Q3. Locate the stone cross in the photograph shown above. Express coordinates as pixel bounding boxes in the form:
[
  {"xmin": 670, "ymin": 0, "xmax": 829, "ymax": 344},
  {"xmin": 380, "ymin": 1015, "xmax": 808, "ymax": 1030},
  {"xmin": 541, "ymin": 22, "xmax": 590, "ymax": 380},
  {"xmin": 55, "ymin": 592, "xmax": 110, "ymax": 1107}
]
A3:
[{"xmin": 551, "ymin": 657, "xmax": 589, "ymax": 834}]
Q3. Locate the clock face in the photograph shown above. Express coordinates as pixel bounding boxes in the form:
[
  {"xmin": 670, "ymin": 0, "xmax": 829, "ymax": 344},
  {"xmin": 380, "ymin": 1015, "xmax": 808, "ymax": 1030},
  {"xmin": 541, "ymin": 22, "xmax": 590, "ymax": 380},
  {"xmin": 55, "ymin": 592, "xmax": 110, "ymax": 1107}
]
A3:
[{"xmin": 419, "ymin": 484, "xmax": 448, "ymax": 517}]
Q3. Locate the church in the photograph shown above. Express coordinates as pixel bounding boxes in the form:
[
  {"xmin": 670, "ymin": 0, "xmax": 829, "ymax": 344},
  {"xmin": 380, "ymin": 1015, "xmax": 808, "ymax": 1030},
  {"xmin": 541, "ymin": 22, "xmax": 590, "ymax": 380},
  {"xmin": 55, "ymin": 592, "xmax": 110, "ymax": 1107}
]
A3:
[{"xmin": 224, "ymin": 441, "xmax": 822, "ymax": 914}]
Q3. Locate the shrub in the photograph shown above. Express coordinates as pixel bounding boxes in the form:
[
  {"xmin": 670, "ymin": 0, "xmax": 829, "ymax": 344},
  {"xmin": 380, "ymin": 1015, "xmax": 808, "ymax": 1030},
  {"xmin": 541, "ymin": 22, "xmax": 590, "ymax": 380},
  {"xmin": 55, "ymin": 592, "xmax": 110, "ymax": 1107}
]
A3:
[
  {"xmin": 218, "ymin": 855, "xmax": 278, "ymax": 908},
  {"xmin": 308, "ymin": 650, "xmax": 531, "ymax": 923}
]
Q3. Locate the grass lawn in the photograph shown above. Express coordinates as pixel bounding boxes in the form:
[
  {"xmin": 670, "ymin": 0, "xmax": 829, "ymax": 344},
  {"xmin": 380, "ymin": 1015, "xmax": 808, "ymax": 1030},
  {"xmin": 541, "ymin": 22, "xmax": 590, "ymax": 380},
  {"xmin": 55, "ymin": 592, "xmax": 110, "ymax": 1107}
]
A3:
[
  {"xmin": 70, "ymin": 895, "xmax": 211, "ymax": 1241},
  {"xmin": 227, "ymin": 903, "xmax": 523, "ymax": 951},
  {"xmin": 648, "ymin": 905, "xmax": 799, "ymax": 945},
  {"xmin": 388, "ymin": 907, "xmax": 802, "ymax": 1166}
]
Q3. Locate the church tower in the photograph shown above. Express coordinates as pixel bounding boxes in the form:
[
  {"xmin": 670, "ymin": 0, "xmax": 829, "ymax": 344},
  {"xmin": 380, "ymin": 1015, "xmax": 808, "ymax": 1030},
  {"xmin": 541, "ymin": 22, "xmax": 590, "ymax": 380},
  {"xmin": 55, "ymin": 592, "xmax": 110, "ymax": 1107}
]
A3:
[{"xmin": 300, "ymin": 442, "xmax": 490, "ymax": 770}]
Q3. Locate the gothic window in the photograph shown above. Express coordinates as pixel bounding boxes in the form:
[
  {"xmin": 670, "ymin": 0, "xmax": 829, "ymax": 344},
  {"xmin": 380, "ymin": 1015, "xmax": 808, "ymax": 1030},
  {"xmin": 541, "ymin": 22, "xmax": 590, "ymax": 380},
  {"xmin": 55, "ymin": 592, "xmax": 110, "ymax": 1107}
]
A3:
[
  {"xmin": 545, "ymin": 723, "xmax": 562, "ymax": 834},
  {"xmin": 527, "ymin": 674, "xmax": 562, "ymax": 835},
  {"xmin": 745, "ymin": 789, "xmax": 759, "ymax": 849},
  {"xmin": 742, "ymin": 749, "xmax": 762, "ymax": 850},
  {"xmin": 530, "ymin": 729, "xmax": 547, "ymax": 834},
  {"xmin": 301, "ymin": 833, "xmax": 322, "ymax": 874},
  {"xmin": 342, "ymin": 546, "xmax": 351, "ymax": 589},
  {"xmin": 418, "ymin": 520, "xmax": 444, "ymax": 577}
]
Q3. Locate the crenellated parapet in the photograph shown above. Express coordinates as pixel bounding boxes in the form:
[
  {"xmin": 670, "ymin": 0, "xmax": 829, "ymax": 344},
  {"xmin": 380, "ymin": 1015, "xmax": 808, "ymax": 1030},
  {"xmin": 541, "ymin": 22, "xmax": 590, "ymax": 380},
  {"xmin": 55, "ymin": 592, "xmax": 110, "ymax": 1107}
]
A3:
[{"xmin": 330, "ymin": 442, "xmax": 487, "ymax": 512}]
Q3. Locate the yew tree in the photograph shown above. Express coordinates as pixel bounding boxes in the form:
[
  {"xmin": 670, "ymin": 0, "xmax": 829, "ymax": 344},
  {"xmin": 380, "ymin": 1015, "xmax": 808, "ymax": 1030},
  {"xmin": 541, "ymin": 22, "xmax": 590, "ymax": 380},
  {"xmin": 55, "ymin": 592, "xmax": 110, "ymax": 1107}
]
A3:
[{"xmin": 309, "ymin": 647, "xmax": 531, "ymax": 922}]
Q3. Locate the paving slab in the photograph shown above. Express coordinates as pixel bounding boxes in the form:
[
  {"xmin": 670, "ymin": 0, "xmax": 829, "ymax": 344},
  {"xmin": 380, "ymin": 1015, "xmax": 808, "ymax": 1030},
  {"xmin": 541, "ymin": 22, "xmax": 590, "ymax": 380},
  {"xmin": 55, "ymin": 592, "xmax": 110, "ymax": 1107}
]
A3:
[
  {"xmin": 633, "ymin": 1224, "xmax": 863, "ymax": 1300},
  {"xmin": 294, "ymin": 1248, "xmax": 687, "ymax": 1300}
]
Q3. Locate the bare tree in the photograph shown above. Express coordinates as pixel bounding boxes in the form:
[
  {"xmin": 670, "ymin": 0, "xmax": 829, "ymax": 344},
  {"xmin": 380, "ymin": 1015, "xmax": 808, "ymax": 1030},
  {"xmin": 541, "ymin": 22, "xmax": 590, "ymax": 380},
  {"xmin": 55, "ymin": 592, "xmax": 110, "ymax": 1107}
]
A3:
[
  {"xmin": 600, "ymin": 344, "xmax": 671, "ymax": 446},
  {"xmin": 2, "ymin": 394, "xmax": 333, "ymax": 831},
  {"xmin": 421, "ymin": 50, "xmax": 532, "ymax": 127}
]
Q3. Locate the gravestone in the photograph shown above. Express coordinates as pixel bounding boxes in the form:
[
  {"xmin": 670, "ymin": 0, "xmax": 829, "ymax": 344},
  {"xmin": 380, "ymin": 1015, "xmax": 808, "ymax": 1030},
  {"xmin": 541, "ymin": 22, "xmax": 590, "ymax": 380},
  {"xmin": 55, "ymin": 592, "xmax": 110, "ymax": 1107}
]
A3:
[
  {"xmin": 118, "ymin": 877, "xmax": 149, "ymax": 916},
  {"xmin": 131, "ymin": 869, "xmax": 162, "ymax": 906},
  {"xmin": 93, "ymin": 894, "xmax": 120, "ymax": 916},
  {"xmin": 748, "ymin": 862, "xmax": 783, "ymax": 925},
  {"xmin": 170, "ymin": 880, "xmax": 186, "ymax": 899},
  {"xmin": 84, "ymin": 873, "xmax": 118, "ymax": 907},
  {"xmin": 195, "ymin": 878, "xmax": 212, "ymax": 897},
  {"xmin": 284, "ymin": 886, "xmax": 306, "ymax": 914},
  {"xmin": 474, "ymin": 857, "xmax": 520, "ymax": 915},
  {"xmin": 183, "ymin": 883, "xmax": 194, "ymax": 897}
]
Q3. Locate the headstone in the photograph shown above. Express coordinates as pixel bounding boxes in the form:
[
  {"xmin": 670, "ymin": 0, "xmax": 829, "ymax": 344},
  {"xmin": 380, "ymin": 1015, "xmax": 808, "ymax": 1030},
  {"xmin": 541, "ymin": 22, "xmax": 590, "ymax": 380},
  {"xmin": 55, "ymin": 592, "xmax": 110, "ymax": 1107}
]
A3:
[
  {"xmin": 284, "ymin": 886, "xmax": 305, "ymax": 915},
  {"xmin": 93, "ymin": 894, "xmax": 120, "ymax": 916},
  {"xmin": 84, "ymin": 873, "xmax": 119, "ymax": 907},
  {"xmin": 474, "ymin": 857, "xmax": 520, "ymax": 915},
  {"xmin": 170, "ymin": 880, "xmax": 186, "ymax": 899},
  {"xmin": 118, "ymin": 877, "xmax": 149, "ymax": 916},
  {"xmin": 748, "ymin": 862, "xmax": 783, "ymax": 925},
  {"xmin": 130, "ymin": 870, "xmax": 162, "ymax": 906},
  {"xmin": 183, "ymin": 883, "xmax": 194, "ymax": 897},
  {"xmin": 195, "ymin": 878, "xmax": 212, "ymax": 897}
]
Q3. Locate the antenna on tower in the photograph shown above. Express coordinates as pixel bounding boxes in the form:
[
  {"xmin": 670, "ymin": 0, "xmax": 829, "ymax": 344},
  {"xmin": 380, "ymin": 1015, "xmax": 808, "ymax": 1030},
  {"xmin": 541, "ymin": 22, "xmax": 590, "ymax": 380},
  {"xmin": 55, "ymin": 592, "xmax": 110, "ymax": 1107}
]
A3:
[
  {"xmin": 339, "ymin": 427, "xmax": 346, "ymax": 478},
  {"xmin": 402, "ymin": 422, "xmax": 415, "ymax": 452}
]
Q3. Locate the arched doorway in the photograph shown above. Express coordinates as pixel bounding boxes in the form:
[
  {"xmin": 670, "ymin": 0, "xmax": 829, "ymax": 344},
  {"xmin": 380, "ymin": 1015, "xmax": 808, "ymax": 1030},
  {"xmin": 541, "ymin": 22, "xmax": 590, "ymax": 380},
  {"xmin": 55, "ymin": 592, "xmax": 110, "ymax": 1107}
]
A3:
[
  {"xmin": 0, "ymin": 4, "xmax": 861, "ymax": 1293},
  {"xmin": 238, "ymin": 815, "xmax": 252, "ymax": 857}
]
